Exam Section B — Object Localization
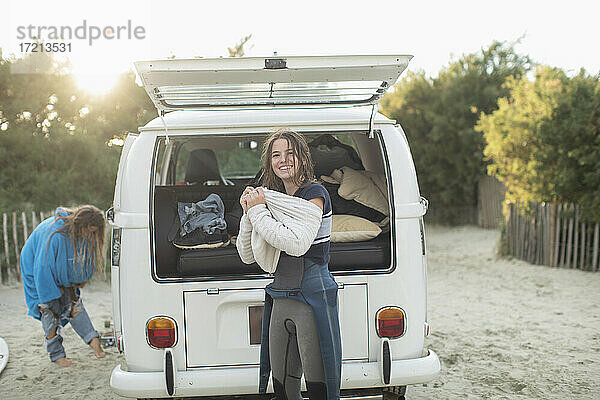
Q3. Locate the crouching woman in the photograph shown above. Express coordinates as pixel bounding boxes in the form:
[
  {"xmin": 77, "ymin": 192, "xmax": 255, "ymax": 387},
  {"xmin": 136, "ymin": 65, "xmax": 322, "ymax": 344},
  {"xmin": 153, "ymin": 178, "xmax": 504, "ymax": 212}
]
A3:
[
  {"xmin": 20, "ymin": 205, "xmax": 107, "ymax": 367},
  {"xmin": 236, "ymin": 128, "xmax": 341, "ymax": 400}
]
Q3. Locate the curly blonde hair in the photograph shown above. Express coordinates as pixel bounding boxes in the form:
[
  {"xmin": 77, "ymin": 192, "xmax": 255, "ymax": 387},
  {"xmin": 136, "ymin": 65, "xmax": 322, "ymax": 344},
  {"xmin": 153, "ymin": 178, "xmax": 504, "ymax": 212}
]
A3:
[{"xmin": 260, "ymin": 128, "xmax": 315, "ymax": 192}]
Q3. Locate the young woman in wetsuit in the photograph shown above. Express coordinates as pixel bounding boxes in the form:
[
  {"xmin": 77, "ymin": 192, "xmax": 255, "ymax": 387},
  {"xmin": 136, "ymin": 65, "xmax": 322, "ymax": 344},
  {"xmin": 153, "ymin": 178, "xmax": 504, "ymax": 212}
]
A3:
[{"xmin": 240, "ymin": 128, "xmax": 341, "ymax": 400}]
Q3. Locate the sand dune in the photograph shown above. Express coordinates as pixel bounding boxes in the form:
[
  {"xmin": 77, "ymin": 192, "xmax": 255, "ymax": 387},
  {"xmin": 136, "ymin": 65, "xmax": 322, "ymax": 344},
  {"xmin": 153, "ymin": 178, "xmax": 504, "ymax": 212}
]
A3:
[{"xmin": 1, "ymin": 225, "xmax": 599, "ymax": 399}]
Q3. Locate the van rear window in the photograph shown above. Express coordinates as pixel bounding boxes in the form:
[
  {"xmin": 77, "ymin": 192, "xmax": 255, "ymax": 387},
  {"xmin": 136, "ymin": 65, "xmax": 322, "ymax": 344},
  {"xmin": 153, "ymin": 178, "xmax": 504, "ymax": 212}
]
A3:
[{"xmin": 151, "ymin": 133, "xmax": 391, "ymax": 281}]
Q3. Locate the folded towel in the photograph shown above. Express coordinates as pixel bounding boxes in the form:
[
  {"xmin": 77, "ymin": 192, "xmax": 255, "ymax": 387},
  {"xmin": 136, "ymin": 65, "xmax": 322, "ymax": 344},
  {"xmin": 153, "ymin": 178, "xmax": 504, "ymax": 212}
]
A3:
[{"xmin": 236, "ymin": 188, "xmax": 322, "ymax": 273}]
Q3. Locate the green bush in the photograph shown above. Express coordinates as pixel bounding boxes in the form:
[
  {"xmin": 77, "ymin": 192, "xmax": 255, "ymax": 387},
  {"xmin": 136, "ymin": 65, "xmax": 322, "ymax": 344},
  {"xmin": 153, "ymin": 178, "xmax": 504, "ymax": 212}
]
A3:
[
  {"xmin": 478, "ymin": 67, "xmax": 600, "ymax": 221},
  {"xmin": 380, "ymin": 41, "xmax": 530, "ymax": 224}
]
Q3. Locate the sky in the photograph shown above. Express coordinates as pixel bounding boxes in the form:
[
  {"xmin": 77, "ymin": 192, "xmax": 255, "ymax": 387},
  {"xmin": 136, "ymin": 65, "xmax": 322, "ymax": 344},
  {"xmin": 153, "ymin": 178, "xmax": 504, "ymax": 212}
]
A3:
[{"xmin": 2, "ymin": 0, "xmax": 599, "ymax": 94}]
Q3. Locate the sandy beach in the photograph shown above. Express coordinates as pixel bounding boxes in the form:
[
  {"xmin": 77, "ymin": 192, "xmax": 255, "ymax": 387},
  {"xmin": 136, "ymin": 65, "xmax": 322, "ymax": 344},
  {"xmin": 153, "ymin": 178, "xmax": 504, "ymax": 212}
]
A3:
[{"xmin": 1, "ymin": 225, "xmax": 599, "ymax": 399}]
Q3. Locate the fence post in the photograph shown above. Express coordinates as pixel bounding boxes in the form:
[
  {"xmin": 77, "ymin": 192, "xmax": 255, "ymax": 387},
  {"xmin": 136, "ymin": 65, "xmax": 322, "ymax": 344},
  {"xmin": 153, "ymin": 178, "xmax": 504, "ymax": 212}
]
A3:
[
  {"xmin": 562, "ymin": 205, "xmax": 570, "ymax": 268},
  {"xmin": 532, "ymin": 206, "xmax": 537, "ymax": 263},
  {"xmin": 513, "ymin": 203, "xmax": 521, "ymax": 259},
  {"xmin": 528, "ymin": 207, "xmax": 535, "ymax": 264},
  {"xmin": 509, "ymin": 203, "xmax": 514, "ymax": 257},
  {"xmin": 549, "ymin": 204, "xmax": 556, "ymax": 266},
  {"xmin": 593, "ymin": 223, "xmax": 599, "ymax": 272},
  {"xmin": 565, "ymin": 204, "xmax": 574, "ymax": 268},
  {"xmin": 524, "ymin": 204, "xmax": 530, "ymax": 263},
  {"xmin": 542, "ymin": 203, "xmax": 552, "ymax": 265},
  {"xmin": 507, "ymin": 203, "xmax": 514, "ymax": 256},
  {"xmin": 22, "ymin": 212, "xmax": 28, "ymax": 244},
  {"xmin": 572, "ymin": 206, "xmax": 579, "ymax": 269},
  {"xmin": 543, "ymin": 204, "xmax": 548, "ymax": 265},
  {"xmin": 553, "ymin": 204, "xmax": 561, "ymax": 267},
  {"xmin": 580, "ymin": 223, "xmax": 586, "ymax": 270},
  {"xmin": 12, "ymin": 212, "xmax": 21, "ymax": 280},
  {"xmin": 586, "ymin": 227, "xmax": 593, "ymax": 271},
  {"xmin": 539, "ymin": 203, "xmax": 544, "ymax": 265},
  {"xmin": 31, "ymin": 211, "xmax": 38, "ymax": 229},
  {"xmin": 2, "ymin": 213, "xmax": 8, "ymax": 283},
  {"xmin": 518, "ymin": 204, "xmax": 526, "ymax": 260}
]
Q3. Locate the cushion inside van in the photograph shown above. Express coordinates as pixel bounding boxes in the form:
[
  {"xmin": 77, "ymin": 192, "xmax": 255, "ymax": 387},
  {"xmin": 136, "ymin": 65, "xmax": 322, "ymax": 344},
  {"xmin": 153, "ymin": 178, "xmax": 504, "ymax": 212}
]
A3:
[
  {"xmin": 177, "ymin": 232, "xmax": 390, "ymax": 277},
  {"xmin": 331, "ymin": 215, "xmax": 382, "ymax": 242}
]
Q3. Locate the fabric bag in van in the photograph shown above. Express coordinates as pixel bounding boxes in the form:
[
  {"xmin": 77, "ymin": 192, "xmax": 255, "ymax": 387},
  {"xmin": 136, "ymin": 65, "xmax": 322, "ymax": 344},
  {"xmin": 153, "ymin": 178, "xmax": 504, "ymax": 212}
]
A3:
[
  {"xmin": 308, "ymin": 134, "xmax": 364, "ymax": 178},
  {"xmin": 169, "ymin": 193, "xmax": 230, "ymax": 249}
]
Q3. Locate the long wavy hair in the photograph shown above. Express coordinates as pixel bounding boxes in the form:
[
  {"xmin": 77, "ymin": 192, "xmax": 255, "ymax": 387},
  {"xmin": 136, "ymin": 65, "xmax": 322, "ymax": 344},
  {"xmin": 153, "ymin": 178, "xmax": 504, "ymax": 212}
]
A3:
[
  {"xmin": 260, "ymin": 128, "xmax": 315, "ymax": 192},
  {"xmin": 48, "ymin": 205, "xmax": 106, "ymax": 279}
]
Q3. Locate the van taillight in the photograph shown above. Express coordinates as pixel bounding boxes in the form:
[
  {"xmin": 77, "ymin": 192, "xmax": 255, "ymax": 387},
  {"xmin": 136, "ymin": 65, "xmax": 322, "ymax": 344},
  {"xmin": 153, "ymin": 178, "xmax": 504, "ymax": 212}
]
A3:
[
  {"xmin": 146, "ymin": 317, "xmax": 177, "ymax": 348},
  {"xmin": 376, "ymin": 307, "xmax": 405, "ymax": 339}
]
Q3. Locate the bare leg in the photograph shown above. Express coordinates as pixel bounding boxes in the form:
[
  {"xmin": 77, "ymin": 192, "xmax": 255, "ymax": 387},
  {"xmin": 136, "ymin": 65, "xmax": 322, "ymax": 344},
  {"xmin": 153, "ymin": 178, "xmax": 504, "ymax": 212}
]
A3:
[
  {"xmin": 66, "ymin": 291, "xmax": 104, "ymax": 359},
  {"xmin": 88, "ymin": 337, "xmax": 105, "ymax": 358}
]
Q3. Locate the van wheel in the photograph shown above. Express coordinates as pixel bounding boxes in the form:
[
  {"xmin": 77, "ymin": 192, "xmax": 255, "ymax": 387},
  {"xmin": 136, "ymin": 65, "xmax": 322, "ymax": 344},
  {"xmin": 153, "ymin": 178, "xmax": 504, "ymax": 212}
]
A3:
[{"xmin": 383, "ymin": 386, "xmax": 407, "ymax": 400}]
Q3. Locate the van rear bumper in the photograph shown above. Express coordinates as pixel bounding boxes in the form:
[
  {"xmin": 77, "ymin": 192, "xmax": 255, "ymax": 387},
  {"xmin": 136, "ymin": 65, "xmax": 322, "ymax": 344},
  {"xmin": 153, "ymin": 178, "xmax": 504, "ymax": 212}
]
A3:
[{"xmin": 110, "ymin": 349, "xmax": 440, "ymax": 398}]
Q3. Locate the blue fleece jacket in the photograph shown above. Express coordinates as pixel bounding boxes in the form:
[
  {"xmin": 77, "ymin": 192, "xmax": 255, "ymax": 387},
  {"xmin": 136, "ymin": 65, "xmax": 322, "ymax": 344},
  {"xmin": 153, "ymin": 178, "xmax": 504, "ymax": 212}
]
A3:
[{"xmin": 20, "ymin": 208, "xmax": 95, "ymax": 320}]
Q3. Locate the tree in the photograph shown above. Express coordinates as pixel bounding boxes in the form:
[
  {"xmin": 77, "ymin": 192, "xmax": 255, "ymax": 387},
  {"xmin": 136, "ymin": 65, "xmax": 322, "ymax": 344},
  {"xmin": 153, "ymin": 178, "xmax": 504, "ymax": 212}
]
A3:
[
  {"xmin": 479, "ymin": 66, "xmax": 600, "ymax": 220},
  {"xmin": 380, "ymin": 41, "xmax": 531, "ymax": 224},
  {"xmin": 0, "ymin": 36, "xmax": 258, "ymax": 213},
  {"xmin": 0, "ymin": 50, "xmax": 154, "ymax": 212}
]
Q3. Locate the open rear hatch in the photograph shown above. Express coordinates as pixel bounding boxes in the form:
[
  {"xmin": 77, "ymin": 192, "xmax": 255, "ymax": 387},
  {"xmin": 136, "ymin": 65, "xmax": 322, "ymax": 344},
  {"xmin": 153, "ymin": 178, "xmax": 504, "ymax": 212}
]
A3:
[{"xmin": 134, "ymin": 55, "xmax": 412, "ymax": 112}]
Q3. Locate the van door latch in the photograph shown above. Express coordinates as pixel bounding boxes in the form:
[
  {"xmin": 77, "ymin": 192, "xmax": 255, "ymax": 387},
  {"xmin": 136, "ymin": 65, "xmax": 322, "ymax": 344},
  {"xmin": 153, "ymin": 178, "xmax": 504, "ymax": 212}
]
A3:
[
  {"xmin": 106, "ymin": 207, "xmax": 114, "ymax": 224},
  {"xmin": 207, "ymin": 288, "xmax": 220, "ymax": 295}
]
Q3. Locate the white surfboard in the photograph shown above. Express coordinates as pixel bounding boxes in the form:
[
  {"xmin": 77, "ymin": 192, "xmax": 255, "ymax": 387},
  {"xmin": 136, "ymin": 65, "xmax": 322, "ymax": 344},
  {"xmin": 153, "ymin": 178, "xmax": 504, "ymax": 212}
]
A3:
[{"xmin": 0, "ymin": 336, "xmax": 8, "ymax": 374}]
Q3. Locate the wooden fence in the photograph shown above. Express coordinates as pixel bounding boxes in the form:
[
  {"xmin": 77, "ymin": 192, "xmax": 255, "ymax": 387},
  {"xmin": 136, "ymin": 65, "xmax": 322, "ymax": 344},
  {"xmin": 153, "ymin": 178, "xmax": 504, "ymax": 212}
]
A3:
[
  {"xmin": 506, "ymin": 203, "xmax": 600, "ymax": 271},
  {"xmin": 478, "ymin": 175, "xmax": 506, "ymax": 229},
  {"xmin": 1, "ymin": 210, "xmax": 55, "ymax": 283},
  {"xmin": 425, "ymin": 175, "xmax": 506, "ymax": 228}
]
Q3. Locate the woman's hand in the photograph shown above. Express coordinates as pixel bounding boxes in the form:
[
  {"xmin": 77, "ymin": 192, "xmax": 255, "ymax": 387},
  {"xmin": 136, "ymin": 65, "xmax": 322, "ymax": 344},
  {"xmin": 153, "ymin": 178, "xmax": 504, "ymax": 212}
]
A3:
[
  {"xmin": 245, "ymin": 187, "xmax": 266, "ymax": 209},
  {"xmin": 240, "ymin": 186, "xmax": 254, "ymax": 212}
]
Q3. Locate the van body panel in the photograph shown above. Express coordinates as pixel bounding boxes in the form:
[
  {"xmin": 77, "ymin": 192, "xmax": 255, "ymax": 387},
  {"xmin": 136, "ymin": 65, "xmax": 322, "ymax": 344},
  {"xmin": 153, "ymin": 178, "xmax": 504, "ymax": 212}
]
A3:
[
  {"xmin": 184, "ymin": 288, "xmax": 265, "ymax": 367},
  {"xmin": 117, "ymin": 228, "xmax": 180, "ymax": 371},
  {"xmin": 139, "ymin": 107, "xmax": 395, "ymax": 132},
  {"xmin": 113, "ymin": 133, "xmax": 138, "ymax": 211},
  {"xmin": 112, "ymin": 212, "xmax": 147, "ymax": 228},
  {"xmin": 337, "ymin": 284, "xmax": 369, "ymax": 360},
  {"xmin": 118, "ymin": 131, "xmax": 155, "ymax": 215},
  {"xmin": 110, "ymin": 264, "xmax": 122, "ymax": 338},
  {"xmin": 183, "ymin": 283, "xmax": 369, "ymax": 368},
  {"xmin": 379, "ymin": 125, "xmax": 420, "ymax": 204},
  {"xmin": 110, "ymin": 350, "xmax": 440, "ymax": 398}
]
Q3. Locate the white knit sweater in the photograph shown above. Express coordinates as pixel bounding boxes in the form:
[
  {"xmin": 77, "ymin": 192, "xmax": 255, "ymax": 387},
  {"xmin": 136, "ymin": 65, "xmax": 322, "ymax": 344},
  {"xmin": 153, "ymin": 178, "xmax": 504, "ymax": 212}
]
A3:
[{"xmin": 236, "ymin": 188, "xmax": 323, "ymax": 273}]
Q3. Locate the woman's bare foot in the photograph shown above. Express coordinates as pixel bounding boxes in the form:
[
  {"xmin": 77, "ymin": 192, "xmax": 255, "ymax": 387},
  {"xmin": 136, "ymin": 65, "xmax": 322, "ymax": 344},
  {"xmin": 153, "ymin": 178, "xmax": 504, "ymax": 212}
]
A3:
[
  {"xmin": 89, "ymin": 337, "xmax": 106, "ymax": 358},
  {"xmin": 54, "ymin": 357, "xmax": 73, "ymax": 367}
]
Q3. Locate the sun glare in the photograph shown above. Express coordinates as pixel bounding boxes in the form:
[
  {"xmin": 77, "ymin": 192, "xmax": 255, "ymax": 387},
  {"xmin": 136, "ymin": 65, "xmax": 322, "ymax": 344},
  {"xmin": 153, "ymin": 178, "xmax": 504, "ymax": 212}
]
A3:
[{"xmin": 73, "ymin": 72, "xmax": 119, "ymax": 95}]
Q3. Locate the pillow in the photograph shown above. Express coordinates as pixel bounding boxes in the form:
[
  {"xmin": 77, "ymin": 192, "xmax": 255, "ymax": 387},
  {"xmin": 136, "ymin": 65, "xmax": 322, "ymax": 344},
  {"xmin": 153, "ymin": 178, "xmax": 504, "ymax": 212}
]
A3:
[
  {"xmin": 330, "ymin": 215, "xmax": 382, "ymax": 242},
  {"xmin": 333, "ymin": 167, "xmax": 389, "ymax": 217}
]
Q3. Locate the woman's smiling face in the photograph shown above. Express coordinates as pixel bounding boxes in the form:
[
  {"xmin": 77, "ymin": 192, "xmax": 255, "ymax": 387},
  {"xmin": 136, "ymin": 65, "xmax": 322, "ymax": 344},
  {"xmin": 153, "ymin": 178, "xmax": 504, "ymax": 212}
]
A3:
[{"xmin": 271, "ymin": 138, "xmax": 298, "ymax": 182}]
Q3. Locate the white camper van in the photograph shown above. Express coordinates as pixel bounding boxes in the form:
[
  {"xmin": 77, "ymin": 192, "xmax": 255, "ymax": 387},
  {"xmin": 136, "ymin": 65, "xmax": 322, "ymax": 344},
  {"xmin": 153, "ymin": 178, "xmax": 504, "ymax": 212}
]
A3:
[{"xmin": 108, "ymin": 55, "xmax": 440, "ymax": 399}]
